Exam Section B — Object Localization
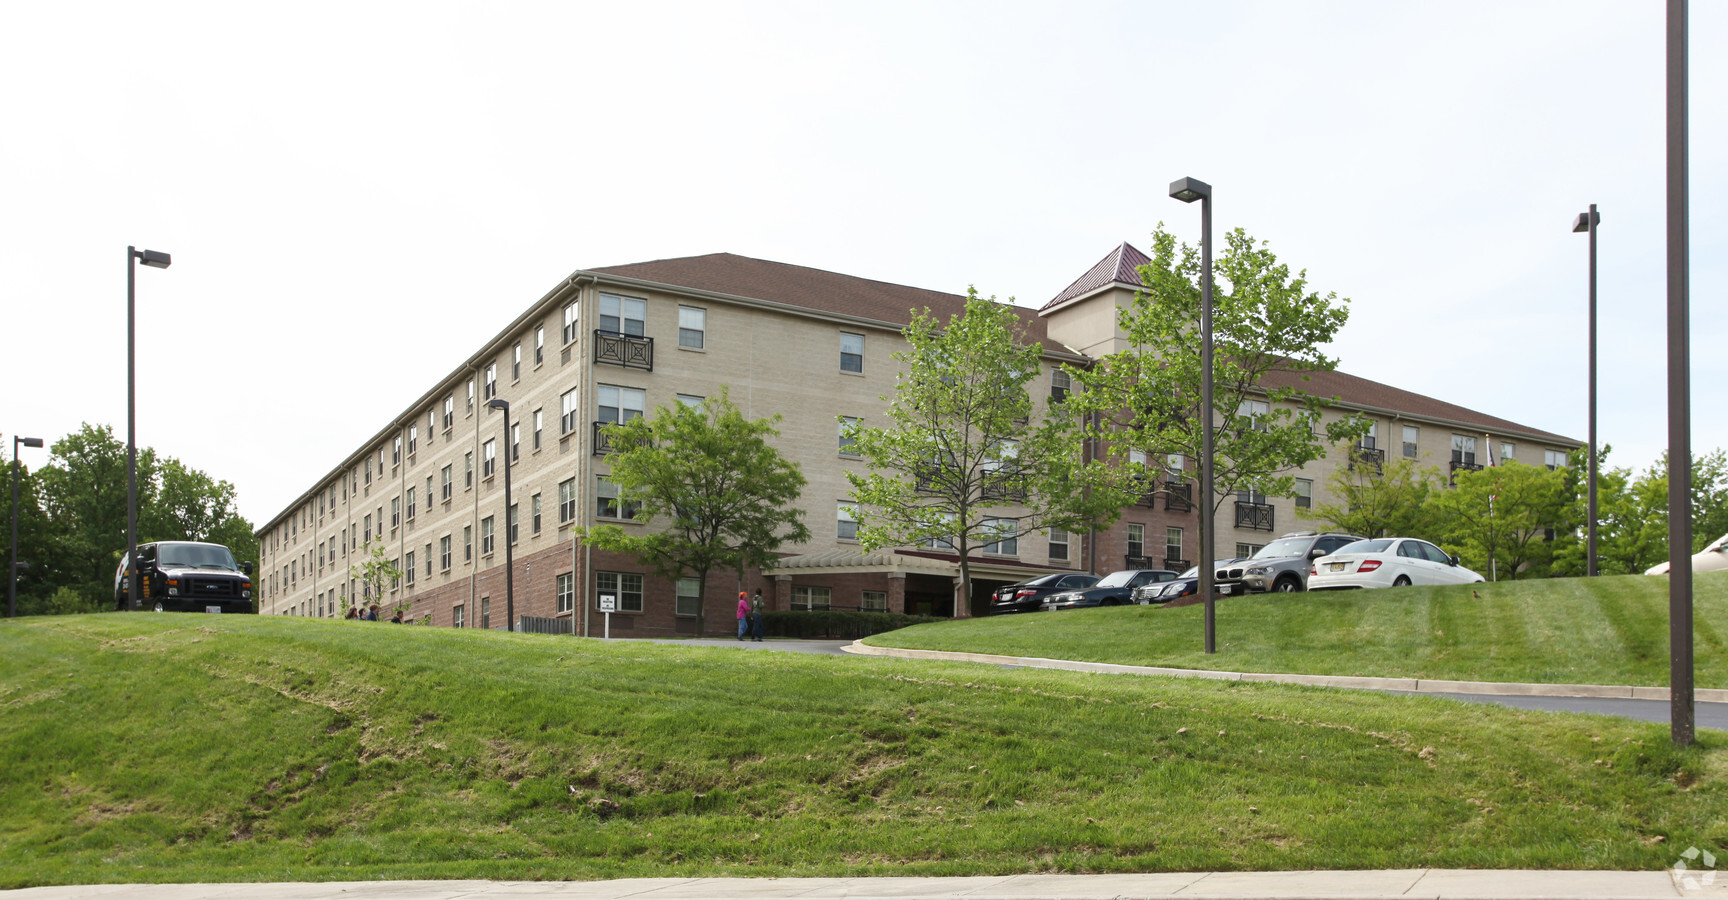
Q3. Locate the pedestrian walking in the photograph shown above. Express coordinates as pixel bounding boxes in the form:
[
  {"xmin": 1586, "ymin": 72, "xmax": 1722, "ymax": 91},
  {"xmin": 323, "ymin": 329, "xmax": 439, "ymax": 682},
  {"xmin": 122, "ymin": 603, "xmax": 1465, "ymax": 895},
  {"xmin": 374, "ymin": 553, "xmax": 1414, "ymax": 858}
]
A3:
[
  {"xmin": 750, "ymin": 589, "xmax": 766, "ymax": 641},
  {"xmin": 736, "ymin": 591, "xmax": 750, "ymax": 640}
]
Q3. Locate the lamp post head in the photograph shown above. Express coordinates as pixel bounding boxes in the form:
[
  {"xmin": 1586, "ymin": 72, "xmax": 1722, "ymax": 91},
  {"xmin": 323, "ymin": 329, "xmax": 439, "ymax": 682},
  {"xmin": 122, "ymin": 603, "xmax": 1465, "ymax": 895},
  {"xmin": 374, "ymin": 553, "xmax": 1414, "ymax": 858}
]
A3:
[
  {"xmin": 1169, "ymin": 177, "xmax": 1211, "ymax": 204},
  {"xmin": 134, "ymin": 249, "xmax": 172, "ymax": 269},
  {"xmin": 487, "ymin": 398, "xmax": 509, "ymax": 413},
  {"xmin": 18, "ymin": 437, "xmax": 43, "ymax": 449},
  {"xmin": 1572, "ymin": 210, "xmax": 1601, "ymax": 232}
]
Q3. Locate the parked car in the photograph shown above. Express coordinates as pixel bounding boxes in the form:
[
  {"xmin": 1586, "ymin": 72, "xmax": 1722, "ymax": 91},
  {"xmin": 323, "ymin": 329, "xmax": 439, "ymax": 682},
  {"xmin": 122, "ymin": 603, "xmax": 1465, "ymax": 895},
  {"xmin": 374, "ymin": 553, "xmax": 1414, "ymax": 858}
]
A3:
[
  {"xmin": 1218, "ymin": 531, "xmax": 1364, "ymax": 593},
  {"xmin": 1644, "ymin": 532, "xmax": 1728, "ymax": 575},
  {"xmin": 989, "ymin": 572, "xmax": 1101, "ymax": 614},
  {"xmin": 114, "ymin": 540, "xmax": 255, "ymax": 613},
  {"xmin": 1307, "ymin": 537, "xmax": 1484, "ymax": 590},
  {"xmin": 1041, "ymin": 568, "xmax": 1178, "ymax": 610},
  {"xmin": 1132, "ymin": 559, "xmax": 1247, "ymax": 604}
]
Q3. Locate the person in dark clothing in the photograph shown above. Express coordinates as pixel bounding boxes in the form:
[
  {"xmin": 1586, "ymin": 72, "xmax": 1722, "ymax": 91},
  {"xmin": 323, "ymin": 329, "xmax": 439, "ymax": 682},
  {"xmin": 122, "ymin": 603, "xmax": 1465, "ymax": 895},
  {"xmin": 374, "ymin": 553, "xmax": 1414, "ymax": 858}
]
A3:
[{"xmin": 749, "ymin": 589, "xmax": 766, "ymax": 641}]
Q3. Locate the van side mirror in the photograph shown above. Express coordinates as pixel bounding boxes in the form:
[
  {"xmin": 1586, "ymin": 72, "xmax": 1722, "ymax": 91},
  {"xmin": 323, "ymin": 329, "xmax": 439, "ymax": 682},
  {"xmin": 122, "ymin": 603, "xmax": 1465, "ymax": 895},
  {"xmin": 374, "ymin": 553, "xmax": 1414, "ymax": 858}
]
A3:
[{"xmin": 242, "ymin": 561, "xmax": 254, "ymax": 576}]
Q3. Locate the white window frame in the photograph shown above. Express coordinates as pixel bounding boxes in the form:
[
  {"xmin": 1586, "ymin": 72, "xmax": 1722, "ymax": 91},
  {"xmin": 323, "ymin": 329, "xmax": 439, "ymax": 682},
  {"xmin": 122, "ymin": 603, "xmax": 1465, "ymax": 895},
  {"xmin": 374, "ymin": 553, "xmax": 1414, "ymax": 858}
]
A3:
[
  {"xmin": 596, "ymin": 571, "xmax": 643, "ymax": 612},
  {"xmin": 562, "ymin": 301, "xmax": 579, "ymax": 345},
  {"xmin": 675, "ymin": 577, "xmax": 701, "ymax": 617},
  {"xmin": 1048, "ymin": 528, "xmax": 1070, "ymax": 561},
  {"xmin": 837, "ymin": 502, "xmax": 859, "ymax": 542},
  {"xmin": 598, "ymin": 293, "xmax": 646, "ymax": 336},
  {"xmin": 597, "ymin": 385, "xmax": 646, "ymax": 425},
  {"xmin": 982, "ymin": 518, "xmax": 1017, "ymax": 556},
  {"xmin": 678, "ymin": 306, "xmax": 705, "ymax": 349},
  {"xmin": 792, "ymin": 585, "xmax": 832, "ymax": 610},
  {"xmin": 840, "ymin": 332, "xmax": 864, "ymax": 373},
  {"xmin": 556, "ymin": 572, "xmax": 574, "ymax": 613}
]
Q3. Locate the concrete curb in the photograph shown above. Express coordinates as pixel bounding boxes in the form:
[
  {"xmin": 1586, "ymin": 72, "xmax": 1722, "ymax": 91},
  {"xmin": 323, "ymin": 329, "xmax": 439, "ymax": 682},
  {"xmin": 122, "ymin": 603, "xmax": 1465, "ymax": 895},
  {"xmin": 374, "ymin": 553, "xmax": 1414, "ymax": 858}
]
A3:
[{"xmin": 842, "ymin": 642, "xmax": 1728, "ymax": 703}]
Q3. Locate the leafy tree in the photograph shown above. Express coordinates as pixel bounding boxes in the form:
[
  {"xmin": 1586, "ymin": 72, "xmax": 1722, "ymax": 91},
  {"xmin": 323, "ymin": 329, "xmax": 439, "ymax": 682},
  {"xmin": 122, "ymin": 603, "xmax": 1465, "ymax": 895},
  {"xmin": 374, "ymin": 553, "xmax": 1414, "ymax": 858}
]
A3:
[
  {"xmin": 1302, "ymin": 455, "xmax": 1443, "ymax": 540},
  {"xmin": 575, "ymin": 389, "xmax": 810, "ymax": 637},
  {"xmin": 349, "ymin": 539, "xmax": 403, "ymax": 616},
  {"xmin": 2, "ymin": 447, "xmax": 60, "ymax": 616},
  {"xmin": 845, "ymin": 292, "xmax": 1130, "ymax": 617},
  {"xmin": 1431, "ymin": 460, "xmax": 1567, "ymax": 580},
  {"xmin": 1552, "ymin": 447, "xmax": 1728, "ymax": 575},
  {"xmin": 36, "ymin": 423, "xmax": 157, "ymax": 609},
  {"xmin": 1072, "ymin": 226, "xmax": 1369, "ymax": 548}
]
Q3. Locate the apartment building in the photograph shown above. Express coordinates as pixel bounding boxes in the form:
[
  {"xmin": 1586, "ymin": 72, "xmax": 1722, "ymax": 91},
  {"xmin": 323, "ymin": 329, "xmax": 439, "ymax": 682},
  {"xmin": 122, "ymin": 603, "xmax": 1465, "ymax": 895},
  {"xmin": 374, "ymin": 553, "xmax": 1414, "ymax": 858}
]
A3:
[{"xmin": 255, "ymin": 246, "xmax": 1577, "ymax": 632}]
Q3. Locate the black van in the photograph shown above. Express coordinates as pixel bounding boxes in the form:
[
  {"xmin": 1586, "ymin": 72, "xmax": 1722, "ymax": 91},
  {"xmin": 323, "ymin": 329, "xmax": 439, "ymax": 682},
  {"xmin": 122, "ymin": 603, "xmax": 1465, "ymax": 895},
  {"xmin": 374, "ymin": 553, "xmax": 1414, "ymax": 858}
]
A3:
[{"xmin": 114, "ymin": 541, "xmax": 255, "ymax": 613}]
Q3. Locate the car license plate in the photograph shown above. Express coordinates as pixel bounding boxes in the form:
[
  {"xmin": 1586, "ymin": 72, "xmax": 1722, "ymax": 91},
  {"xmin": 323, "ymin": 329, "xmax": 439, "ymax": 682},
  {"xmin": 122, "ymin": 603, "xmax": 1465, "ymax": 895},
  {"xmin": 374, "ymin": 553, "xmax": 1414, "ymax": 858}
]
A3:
[
  {"xmin": 206, "ymin": 606, "xmax": 222, "ymax": 614},
  {"xmin": 1328, "ymin": 563, "xmax": 1344, "ymax": 572}
]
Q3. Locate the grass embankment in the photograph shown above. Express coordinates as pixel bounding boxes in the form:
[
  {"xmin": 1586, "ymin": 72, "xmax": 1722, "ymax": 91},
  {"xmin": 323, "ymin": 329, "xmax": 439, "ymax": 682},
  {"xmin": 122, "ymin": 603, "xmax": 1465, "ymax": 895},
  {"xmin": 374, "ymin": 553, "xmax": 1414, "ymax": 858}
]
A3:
[
  {"xmin": 869, "ymin": 572, "xmax": 1728, "ymax": 687},
  {"xmin": 1, "ymin": 613, "xmax": 1726, "ymax": 887}
]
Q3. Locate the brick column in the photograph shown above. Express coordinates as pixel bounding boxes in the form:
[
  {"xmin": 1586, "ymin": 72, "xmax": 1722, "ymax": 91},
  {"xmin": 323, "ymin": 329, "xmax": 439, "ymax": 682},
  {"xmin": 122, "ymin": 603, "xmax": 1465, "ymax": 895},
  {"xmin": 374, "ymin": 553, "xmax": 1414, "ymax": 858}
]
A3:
[
  {"xmin": 773, "ymin": 574, "xmax": 792, "ymax": 611},
  {"xmin": 887, "ymin": 573, "xmax": 906, "ymax": 615}
]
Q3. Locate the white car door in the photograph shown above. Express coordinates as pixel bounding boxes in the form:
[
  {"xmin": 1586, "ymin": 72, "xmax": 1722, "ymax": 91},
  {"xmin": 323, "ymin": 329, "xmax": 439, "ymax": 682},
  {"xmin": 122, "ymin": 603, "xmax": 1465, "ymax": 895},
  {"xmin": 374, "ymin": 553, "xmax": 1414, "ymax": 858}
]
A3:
[{"xmin": 1417, "ymin": 540, "xmax": 1469, "ymax": 584}]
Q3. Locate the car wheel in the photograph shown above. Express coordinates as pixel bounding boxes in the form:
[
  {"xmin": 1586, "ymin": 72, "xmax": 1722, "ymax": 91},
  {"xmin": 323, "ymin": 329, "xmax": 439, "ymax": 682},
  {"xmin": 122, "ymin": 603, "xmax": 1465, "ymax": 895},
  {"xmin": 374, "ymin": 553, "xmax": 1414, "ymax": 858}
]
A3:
[
  {"xmin": 1273, "ymin": 577, "xmax": 1302, "ymax": 593},
  {"xmin": 1393, "ymin": 575, "xmax": 1412, "ymax": 587}
]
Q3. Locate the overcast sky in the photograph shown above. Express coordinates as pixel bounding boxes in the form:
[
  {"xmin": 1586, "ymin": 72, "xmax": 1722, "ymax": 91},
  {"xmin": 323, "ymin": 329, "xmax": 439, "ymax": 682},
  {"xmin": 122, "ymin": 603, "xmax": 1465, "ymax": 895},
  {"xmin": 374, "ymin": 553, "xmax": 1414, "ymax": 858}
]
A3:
[{"xmin": 3, "ymin": 1, "xmax": 1722, "ymax": 528}]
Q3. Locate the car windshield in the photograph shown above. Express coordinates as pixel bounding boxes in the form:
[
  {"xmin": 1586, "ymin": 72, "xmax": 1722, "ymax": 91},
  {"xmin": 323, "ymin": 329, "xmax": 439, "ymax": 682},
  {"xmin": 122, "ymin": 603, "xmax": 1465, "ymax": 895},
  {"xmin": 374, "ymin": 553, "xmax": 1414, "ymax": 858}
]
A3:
[
  {"xmin": 1095, "ymin": 570, "xmax": 1137, "ymax": 587},
  {"xmin": 1252, "ymin": 538, "xmax": 1313, "ymax": 559},
  {"xmin": 1179, "ymin": 566, "xmax": 1199, "ymax": 578},
  {"xmin": 1336, "ymin": 539, "xmax": 1393, "ymax": 554},
  {"xmin": 157, "ymin": 543, "xmax": 240, "ymax": 570}
]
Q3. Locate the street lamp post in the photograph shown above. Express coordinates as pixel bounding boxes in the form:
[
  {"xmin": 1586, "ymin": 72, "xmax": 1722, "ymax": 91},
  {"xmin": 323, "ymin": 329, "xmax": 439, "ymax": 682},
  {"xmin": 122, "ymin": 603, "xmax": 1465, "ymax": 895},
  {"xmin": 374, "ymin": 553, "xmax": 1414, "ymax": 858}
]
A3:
[
  {"xmin": 1170, "ymin": 176, "xmax": 1217, "ymax": 655},
  {"xmin": 487, "ymin": 398, "xmax": 516, "ymax": 631},
  {"xmin": 1572, "ymin": 205, "xmax": 1601, "ymax": 578},
  {"xmin": 1665, "ymin": 0, "xmax": 1692, "ymax": 746},
  {"xmin": 126, "ymin": 246, "xmax": 171, "ymax": 611},
  {"xmin": 10, "ymin": 435, "xmax": 45, "ymax": 618}
]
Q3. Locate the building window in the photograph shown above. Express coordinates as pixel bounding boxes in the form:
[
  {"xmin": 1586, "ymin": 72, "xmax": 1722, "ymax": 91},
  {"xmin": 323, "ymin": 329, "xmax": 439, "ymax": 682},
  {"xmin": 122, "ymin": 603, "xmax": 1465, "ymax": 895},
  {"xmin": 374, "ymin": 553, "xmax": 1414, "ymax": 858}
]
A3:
[
  {"xmin": 840, "ymin": 332, "xmax": 864, "ymax": 373},
  {"xmin": 677, "ymin": 394, "xmax": 704, "ymax": 408},
  {"xmin": 535, "ymin": 325, "xmax": 545, "ymax": 366},
  {"xmin": 596, "ymin": 571, "xmax": 643, "ymax": 612},
  {"xmin": 484, "ymin": 363, "xmax": 497, "ymax": 400},
  {"xmin": 465, "ymin": 451, "xmax": 474, "ymax": 488},
  {"xmin": 1545, "ymin": 449, "xmax": 1568, "ymax": 470},
  {"xmin": 598, "ymin": 293, "xmax": 646, "ymax": 336},
  {"xmin": 440, "ymin": 535, "xmax": 452, "ymax": 571},
  {"xmin": 393, "ymin": 437, "xmax": 402, "ymax": 465},
  {"xmin": 561, "ymin": 388, "xmax": 580, "ymax": 434},
  {"xmin": 596, "ymin": 476, "xmax": 638, "ymax": 520},
  {"xmin": 1238, "ymin": 399, "xmax": 1270, "ymax": 432},
  {"xmin": 1358, "ymin": 421, "xmax": 1377, "ymax": 451},
  {"xmin": 678, "ymin": 306, "xmax": 705, "ymax": 349},
  {"xmin": 405, "ymin": 551, "xmax": 416, "ymax": 586},
  {"xmin": 364, "ymin": 457, "xmax": 372, "ymax": 485},
  {"xmin": 559, "ymin": 478, "xmax": 576, "ymax": 523},
  {"xmin": 982, "ymin": 519, "xmax": 1017, "ymax": 556},
  {"xmin": 512, "ymin": 342, "xmax": 522, "ymax": 381},
  {"xmin": 862, "ymin": 591, "xmax": 888, "ymax": 611},
  {"xmin": 1294, "ymin": 478, "xmax": 1312, "ymax": 509},
  {"xmin": 453, "ymin": 604, "xmax": 465, "ymax": 629},
  {"xmin": 1051, "ymin": 368, "xmax": 1071, "ymax": 402},
  {"xmin": 1500, "ymin": 442, "xmax": 1516, "ymax": 463},
  {"xmin": 531, "ymin": 494, "xmax": 542, "ymax": 535},
  {"xmin": 792, "ymin": 585, "xmax": 832, "ymax": 610},
  {"xmin": 467, "ymin": 379, "xmax": 475, "ymax": 414},
  {"xmin": 1238, "ymin": 486, "xmax": 1268, "ymax": 504},
  {"xmin": 508, "ymin": 504, "xmax": 519, "ymax": 545},
  {"xmin": 556, "ymin": 573, "xmax": 574, "ymax": 613},
  {"xmin": 1166, "ymin": 527, "xmax": 1183, "ymax": 563},
  {"xmin": 424, "ymin": 543, "xmax": 432, "ymax": 578},
  {"xmin": 441, "ymin": 465, "xmax": 453, "ymax": 501},
  {"xmin": 1402, "ymin": 425, "xmax": 1419, "ymax": 459},
  {"xmin": 480, "ymin": 597, "xmax": 490, "ymax": 630},
  {"xmin": 481, "ymin": 516, "xmax": 495, "ymax": 556},
  {"xmin": 562, "ymin": 300, "xmax": 579, "ymax": 345},
  {"xmin": 1236, "ymin": 542, "xmax": 1265, "ymax": 557},
  {"xmin": 464, "ymin": 525, "xmax": 472, "ymax": 562},
  {"xmin": 839, "ymin": 416, "xmax": 860, "ymax": 455},
  {"xmin": 1127, "ymin": 524, "xmax": 1144, "ymax": 560},
  {"xmin": 511, "ymin": 423, "xmax": 521, "ymax": 462},
  {"xmin": 483, "ymin": 440, "xmax": 496, "ymax": 479},
  {"xmin": 408, "ymin": 425, "xmax": 418, "ymax": 457},
  {"xmin": 837, "ymin": 502, "xmax": 859, "ymax": 541},
  {"xmin": 1451, "ymin": 434, "xmax": 1477, "ymax": 467},
  {"xmin": 597, "ymin": 385, "xmax": 645, "ymax": 424},
  {"xmin": 443, "ymin": 396, "xmax": 454, "ymax": 431},
  {"xmin": 406, "ymin": 487, "xmax": 416, "ymax": 521},
  {"xmin": 363, "ymin": 514, "xmax": 372, "ymax": 543},
  {"xmin": 533, "ymin": 409, "xmax": 543, "ymax": 450},
  {"xmin": 1049, "ymin": 528, "xmax": 1070, "ymax": 561},
  {"xmin": 675, "ymin": 577, "xmax": 701, "ymax": 616}
]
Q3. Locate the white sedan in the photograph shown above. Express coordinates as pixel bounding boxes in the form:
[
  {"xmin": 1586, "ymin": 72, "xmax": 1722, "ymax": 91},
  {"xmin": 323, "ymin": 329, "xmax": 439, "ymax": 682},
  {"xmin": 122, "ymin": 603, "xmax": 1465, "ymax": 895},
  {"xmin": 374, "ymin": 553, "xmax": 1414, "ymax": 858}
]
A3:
[
  {"xmin": 1644, "ymin": 532, "xmax": 1728, "ymax": 575},
  {"xmin": 1307, "ymin": 537, "xmax": 1485, "ymax": 590}
]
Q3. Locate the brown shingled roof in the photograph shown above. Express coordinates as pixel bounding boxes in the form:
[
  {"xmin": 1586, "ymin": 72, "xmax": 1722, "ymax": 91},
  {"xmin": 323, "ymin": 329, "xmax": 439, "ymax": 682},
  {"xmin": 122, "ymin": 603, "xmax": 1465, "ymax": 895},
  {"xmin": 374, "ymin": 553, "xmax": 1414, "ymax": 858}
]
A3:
[
  {"xmin": 1265, "ymin": 365, "xmax": 1577, "ymax": 445},
  {"xmin": 588, "ymin": 252, "xmax": 1073, "ymax": 354},
  {"xmin": 1040, "ymin": 242, "xmax": 1150, "ymax": 312}
]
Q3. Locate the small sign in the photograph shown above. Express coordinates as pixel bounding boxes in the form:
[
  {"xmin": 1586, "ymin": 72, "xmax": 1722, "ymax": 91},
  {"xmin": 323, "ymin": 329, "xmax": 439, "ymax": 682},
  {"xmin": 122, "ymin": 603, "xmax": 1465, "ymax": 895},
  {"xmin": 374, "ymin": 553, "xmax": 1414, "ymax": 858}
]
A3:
[{"xmin": 599, "ymin": 593, "xmax": 617, "ymax": 612}]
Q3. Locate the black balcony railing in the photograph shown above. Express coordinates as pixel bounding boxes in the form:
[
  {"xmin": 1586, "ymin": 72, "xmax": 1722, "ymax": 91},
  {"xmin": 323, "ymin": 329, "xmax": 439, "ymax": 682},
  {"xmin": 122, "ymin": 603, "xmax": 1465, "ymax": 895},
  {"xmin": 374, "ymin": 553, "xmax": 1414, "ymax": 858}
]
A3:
[
  {"xmin": 1234, "ymin": 501, "xmax": 1275, "ymax": 532},
  {"xmin": 1125, "ymin": 555, "xmax": 1158, "ymax": 570},
  {"xmin": 1164, "ymin": 481, "xmax": 1194, "ymax": 512},
  {"xmin": 1164, "ymin": 557, "xmax": 1190, "ymax": 572},
  {"xmin": 592, "ymin": 421, "xmax": 616, "ymax": 456},
  {"xmin": 980, "ymin": 472, "xmax": 1028, "ymax": 503},
  {"xmin": 1349, "ymin": 446, "xmax": 1385, "ymax": 474},
  {"xmin": 594, "ymin": 330, "xmax": 653, "ymax": 371}
]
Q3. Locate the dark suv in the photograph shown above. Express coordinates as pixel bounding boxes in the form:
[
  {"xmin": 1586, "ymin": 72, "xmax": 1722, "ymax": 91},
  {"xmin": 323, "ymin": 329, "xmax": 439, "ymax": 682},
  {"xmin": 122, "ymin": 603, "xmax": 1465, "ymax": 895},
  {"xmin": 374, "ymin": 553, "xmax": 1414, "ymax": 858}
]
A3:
[
  {"xmin": 989, "ymin": 572, "xmax": 1101, "ymax": 614},
  {"xmin": 115, "ymin": 541, "xmax": 255, "ymax": 613},
  {"xmin": 1041, "ymin": 568, "xmax": 1178, "ymax": 610},
  {"xmin": 1217, "ymin": 532, "xmax": 1363, "ymax": 594}
]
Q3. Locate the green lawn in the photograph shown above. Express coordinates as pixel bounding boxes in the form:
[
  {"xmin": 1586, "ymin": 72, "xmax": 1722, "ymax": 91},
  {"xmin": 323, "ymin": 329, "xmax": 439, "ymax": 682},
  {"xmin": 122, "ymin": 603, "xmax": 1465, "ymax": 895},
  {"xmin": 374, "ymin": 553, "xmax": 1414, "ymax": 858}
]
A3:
[
  {"xmin": 867, "ymin": 572, "xmax": 1728, "ymax": 687},
  {"xmin": 1, "ymin": 612, "xmax": 1726, "ymax": 887}
]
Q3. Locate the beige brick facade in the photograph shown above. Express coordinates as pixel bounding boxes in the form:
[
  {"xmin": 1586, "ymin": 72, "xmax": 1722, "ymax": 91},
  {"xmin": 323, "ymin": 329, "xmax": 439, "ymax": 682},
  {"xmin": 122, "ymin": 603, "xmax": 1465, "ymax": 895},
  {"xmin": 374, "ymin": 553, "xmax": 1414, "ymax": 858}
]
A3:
[{"xmin": 256, "ymin": 250, "xmax": 1577, "ymax": 631}]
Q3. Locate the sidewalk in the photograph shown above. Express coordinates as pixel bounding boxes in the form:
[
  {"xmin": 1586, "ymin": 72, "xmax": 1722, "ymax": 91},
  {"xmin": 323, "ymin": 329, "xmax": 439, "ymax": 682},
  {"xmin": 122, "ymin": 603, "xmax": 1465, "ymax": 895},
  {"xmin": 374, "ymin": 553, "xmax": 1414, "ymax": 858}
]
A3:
[
  {"xmin": 1, "ymin": 869, "xmax": 1718, "ymax": 899},
  {"xmin": 840, "ymin": 643, "xmax": 1728, "ymax": 703}
]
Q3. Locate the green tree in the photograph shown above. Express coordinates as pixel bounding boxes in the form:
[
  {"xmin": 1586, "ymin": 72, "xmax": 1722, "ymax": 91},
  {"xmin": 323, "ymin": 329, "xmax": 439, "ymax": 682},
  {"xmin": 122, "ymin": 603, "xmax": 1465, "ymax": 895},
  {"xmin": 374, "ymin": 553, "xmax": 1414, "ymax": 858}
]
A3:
[
  {"xmin": 36, "ymin": 423, "xmax": 157, "ymax": 609},
  {"xmin": 575, "ymin": 389, "xmax": 810, "ymax": 637},
  {"xmin": 349, "ymin": 539, "xmax": 403, "ymax": 616},
  {"xmin": 1553, "ymin": 447, "xmax": 1728, "ymax": 575},
  {"xmin": 845, "ymin": 292, "xmax": 1130, "ymax": 617},
  {"xmin": 2, "ymin": 447, "xmax": 61, "ymax": 616},
  {"xmin": 1072, "ymin": 226, "xmax": 1369, "ymax": 546},
  {"xmin": 1431, "ymin": 461, "xmax": 1567, "ymax": 580},
  {"xmin": 1302, "ymin": 456, "xmax": 1443, "ymax": 540}
]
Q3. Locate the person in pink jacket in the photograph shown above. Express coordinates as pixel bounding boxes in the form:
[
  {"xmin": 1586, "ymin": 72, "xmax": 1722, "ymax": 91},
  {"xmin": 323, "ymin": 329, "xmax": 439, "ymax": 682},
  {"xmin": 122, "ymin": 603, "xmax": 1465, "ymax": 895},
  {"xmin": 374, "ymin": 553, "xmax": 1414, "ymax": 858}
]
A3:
[{"xmin": 736, "ymin": 591, "xmax": 751, "ymax": 640}]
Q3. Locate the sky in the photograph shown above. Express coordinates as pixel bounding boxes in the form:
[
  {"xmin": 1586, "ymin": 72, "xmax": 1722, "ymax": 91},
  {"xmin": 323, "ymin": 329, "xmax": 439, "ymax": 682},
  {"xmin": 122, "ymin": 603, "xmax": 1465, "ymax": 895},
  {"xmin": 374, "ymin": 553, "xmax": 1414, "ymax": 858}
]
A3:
[{"xmin": 2, "ymin": 1, "xmax": 1722, "ymax": 528}]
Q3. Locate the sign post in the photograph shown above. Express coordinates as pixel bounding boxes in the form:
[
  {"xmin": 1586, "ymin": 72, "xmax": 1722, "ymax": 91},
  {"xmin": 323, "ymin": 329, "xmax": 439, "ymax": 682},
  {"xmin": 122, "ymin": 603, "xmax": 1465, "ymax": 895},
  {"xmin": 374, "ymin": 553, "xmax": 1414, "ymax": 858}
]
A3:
[{"xmin": 599, "ymin": 593, "xmax": 616, "ymax": 639}]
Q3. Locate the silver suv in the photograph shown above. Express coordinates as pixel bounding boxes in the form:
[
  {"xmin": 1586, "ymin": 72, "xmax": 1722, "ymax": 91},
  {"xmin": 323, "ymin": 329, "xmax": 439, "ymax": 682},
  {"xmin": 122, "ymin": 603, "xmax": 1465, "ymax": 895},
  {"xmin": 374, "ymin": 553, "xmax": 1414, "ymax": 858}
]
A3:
[{"xmin": 1217, "ymin": 531, "xmax": 1363, "ymax": 594}]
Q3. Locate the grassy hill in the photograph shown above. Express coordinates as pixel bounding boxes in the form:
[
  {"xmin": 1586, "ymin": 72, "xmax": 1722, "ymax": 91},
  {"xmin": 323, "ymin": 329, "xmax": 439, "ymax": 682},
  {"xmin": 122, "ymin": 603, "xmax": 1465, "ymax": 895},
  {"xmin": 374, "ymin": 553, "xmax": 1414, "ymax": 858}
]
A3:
[
  {"xmin": 867, "ymin": 572, "xmax": 1728, "ymax": 687},
  {"xmin": 1, "ymin": 612, "xmax": 1726, "ymax": 888}
]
